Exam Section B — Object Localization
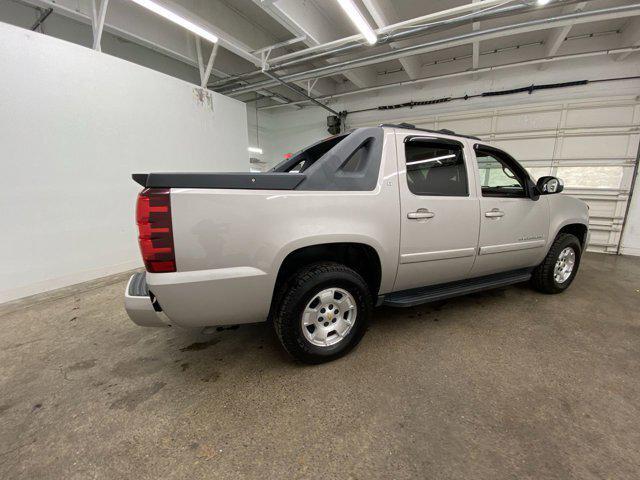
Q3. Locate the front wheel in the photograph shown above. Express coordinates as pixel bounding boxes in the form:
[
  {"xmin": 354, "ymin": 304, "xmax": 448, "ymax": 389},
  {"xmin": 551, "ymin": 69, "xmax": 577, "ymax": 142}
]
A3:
[
  {"xmin": 531, "ymin": 233, "xmax": 582, "ymax": 294},
  {"xmin": 273, "ymin": 262, "xmax": 372, "ymax": 364}
]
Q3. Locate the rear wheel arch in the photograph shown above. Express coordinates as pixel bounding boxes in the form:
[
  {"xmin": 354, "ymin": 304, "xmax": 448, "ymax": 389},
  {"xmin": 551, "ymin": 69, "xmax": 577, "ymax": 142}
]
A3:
[{"xmin": 270, "ymin": 242, "xmax": 382, "ymax": 312}]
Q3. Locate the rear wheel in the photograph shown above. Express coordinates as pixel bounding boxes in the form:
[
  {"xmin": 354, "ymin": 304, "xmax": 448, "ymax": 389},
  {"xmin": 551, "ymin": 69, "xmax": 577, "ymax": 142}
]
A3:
[
  {"xmin": 273, "ymin": 262, "xmax": 372, "ymax": 364},
  {"xmin": 531, "ymin": 233, "xmax": 582, "ymax": 294}
]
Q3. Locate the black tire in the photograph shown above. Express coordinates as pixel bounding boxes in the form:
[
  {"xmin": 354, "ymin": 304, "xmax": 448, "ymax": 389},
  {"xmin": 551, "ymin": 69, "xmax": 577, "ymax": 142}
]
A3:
[
  {"xmin": 273, "ymin": 262, "xmax": 372, "ymax": 364},
  {"xmin": 531, "ymin": 233, "xmax": 582, "ymax": 294}
]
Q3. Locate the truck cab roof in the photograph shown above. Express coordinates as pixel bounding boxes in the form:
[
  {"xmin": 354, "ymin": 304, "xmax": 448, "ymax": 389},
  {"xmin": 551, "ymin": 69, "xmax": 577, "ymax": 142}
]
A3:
[{"xmin": 380, "ymin": 123, "xmax": 482, "ymax": 141}]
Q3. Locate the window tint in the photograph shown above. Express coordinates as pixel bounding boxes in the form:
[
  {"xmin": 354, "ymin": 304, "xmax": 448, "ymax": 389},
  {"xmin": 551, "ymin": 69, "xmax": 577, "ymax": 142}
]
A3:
[
  {"xmin": 476, "ymin": 149, "xmax": 525, "ymax": 197},
  {"xmin": 339, "ymin": 141, "xmax": 369, "ymax": 173},
  {"xmin": 405, "ymin": 140, "xmax": 468, "ymax": 196},
  {"xmin": 271, "ymin": 134, "xmax": 347, "ymax": 173},
  {"xmin": 288, "ymin": 160, "xmax": 307, "ymax": 173}
]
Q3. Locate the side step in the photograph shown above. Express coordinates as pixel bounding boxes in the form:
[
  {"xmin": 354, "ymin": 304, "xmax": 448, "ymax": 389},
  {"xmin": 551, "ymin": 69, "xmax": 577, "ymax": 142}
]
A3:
[{"xmin": 383, "ymin": 269, "xmax": 532, "ymax": 307}]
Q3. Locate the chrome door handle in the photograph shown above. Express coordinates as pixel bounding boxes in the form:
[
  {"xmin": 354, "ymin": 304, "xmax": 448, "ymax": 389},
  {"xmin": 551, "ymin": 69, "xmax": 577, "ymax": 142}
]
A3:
[
  {"xmin": 485, "ymin": 209, "xmax": 505, "ymax": 218},
  {"xmin": 408, "ymin": 209, "xmax": 435, "ymax": 220}
]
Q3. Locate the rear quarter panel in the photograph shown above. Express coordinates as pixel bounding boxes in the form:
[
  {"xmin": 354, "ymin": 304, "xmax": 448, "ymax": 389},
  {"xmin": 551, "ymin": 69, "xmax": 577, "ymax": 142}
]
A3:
[{"xmin": 150, "ymin": 128, "xmax": 401, "ymax": 327}]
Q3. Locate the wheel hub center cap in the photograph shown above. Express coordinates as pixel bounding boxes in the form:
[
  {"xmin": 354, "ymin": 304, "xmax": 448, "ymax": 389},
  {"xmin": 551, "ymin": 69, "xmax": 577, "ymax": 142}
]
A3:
[
  {"xmin": 301, "ymin": 288, "xmax": 358, "ymax": 347},
  {"xmin": 554, "ymin": 246, "xmax": 576, "ymax": 284}
]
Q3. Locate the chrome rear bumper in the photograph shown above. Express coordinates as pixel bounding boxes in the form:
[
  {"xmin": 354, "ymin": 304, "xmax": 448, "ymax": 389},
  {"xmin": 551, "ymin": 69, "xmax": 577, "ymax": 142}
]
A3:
[{"xmin": 124, "ymin": 272, "xmax": 170, "ymax": 327}]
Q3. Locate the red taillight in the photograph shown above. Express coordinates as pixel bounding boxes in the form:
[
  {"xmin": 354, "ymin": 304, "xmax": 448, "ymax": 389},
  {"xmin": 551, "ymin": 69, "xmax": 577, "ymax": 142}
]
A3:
[{"xmin": 136, "ymin": 188, "xmax": 176, "ymax": 273}]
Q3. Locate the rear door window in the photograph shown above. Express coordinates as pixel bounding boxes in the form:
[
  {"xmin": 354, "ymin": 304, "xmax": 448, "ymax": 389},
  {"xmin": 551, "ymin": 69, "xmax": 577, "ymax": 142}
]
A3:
[{"xmin": 404, "ymin": 139, "xmax": 468, "ymax": 196}]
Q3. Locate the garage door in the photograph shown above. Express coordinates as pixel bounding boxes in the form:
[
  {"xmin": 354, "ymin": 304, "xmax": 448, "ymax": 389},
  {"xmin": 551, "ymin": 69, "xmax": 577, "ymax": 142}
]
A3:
[{"xmin": 349, "ymin": 95, "xmax": 640, "ymax": 253}]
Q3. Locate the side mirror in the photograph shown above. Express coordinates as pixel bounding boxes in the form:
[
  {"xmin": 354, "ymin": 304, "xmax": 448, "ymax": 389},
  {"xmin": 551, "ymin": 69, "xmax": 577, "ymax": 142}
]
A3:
[{"xmin": 537, "ymin": 176, "xmax": 564, "ymax": 194}]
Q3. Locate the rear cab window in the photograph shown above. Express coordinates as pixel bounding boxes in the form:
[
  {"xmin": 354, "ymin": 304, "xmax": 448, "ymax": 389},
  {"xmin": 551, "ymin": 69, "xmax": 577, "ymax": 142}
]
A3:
[
  {"xmin": 271, "ymin": 134, "xmax": 348, "ymax": 173},
  {"xmin": 269, "ymin": 128, "xmax": 384, "ymax": 191}
]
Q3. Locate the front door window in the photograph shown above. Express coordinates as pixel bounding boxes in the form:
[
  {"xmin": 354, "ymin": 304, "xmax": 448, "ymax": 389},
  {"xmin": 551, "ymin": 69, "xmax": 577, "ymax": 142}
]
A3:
[{"xmin": 476, "ymin": 149, "xmax": 527, "ymax": 197}]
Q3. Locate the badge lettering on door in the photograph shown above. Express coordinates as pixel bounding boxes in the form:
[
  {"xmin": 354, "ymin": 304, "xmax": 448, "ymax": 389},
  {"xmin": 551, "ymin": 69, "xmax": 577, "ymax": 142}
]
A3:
[{"xmin": 518, "ymin": 234, "xmax": 543, "ymax": 242}]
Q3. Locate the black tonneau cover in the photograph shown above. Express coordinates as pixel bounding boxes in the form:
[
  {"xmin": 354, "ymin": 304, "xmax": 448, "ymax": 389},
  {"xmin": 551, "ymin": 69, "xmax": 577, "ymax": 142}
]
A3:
[{"xmin": 132, "ymin": 172, "xmax": 306, "ymax": 190}]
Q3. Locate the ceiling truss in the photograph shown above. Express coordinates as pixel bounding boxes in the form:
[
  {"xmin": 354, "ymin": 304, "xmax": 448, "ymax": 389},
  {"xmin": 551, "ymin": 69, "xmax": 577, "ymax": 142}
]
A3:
[{"xmin": 5, "ymin": 0, "xmax": 640, "ymax": 110}]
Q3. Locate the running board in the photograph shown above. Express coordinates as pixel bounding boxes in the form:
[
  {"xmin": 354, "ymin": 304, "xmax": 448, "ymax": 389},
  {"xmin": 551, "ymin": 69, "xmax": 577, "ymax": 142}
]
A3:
[{"xmin": 382, "ymin": 269, "xmax": 532, "ymax": 307}]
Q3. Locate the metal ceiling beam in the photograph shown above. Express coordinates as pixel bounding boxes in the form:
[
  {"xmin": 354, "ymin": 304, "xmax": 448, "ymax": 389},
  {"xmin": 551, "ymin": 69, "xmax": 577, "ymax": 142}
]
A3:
[
  {"xmin": 91, "ymin": 0, "xmax": 109, "ymax": 52},
  {"xmin": 196, "ymin": 37, "xmax": 219, "ymax": 88},
  {"xmin": 19, "ymin": 0, "xmax": 210, "ymax": 69},
  {"xmin": 212, "ymin": 0, "xmax": 551, "ymax": 92},
  {"xmin": 251, "ymin": 36, "xmax": 307, "ymax": 55},
  {"xmin": 253, "ymin": 0, "xmax": 378, "ymax": 88},
  {"xmin": 138, "ymin": 0, "xmax": 262, "ymax": 66},
  {"xmin": 195, "ymin": 35, "xmax": 205, "ymax": 82},
  {"xmin": 291, "ymin": 78, "xmax": 335, "ymax": 97},
  {"xmin": 472, "ymin": 0, "xmax": 481, "ymax": 72},
  {"xmin": 267, "ymin": 0, "xmax": 517, "ymax": 66},
  {"xmin": 539, "ymin": 2, "xmax": 586, "ymax": 70},
  {"xmin": 270, "ymin": 0, "xmax": 593, "ymax": 72},
  {"xmin": 361, "ymin": 0, "xmax": 422, "ymax": 80},
  {"xmin": 262, "ymin": 71, "xmax": 340, "ymax": 116},
  {"xmin": 258, "ymin": 46, "xmax": 640, "ymax": 111},
  {"xmin": 222, "ymin": 3, "xmax": 640, "ymax": 97},
  {"xmin": 615, "ymin": 18, "xmax": 640, "ymax": 61},
  {"xmin": 211, "ymin": 0, "xmax": 592, "ymax": 91},
  {"xmin": 17, "ymin": 0, "xmax": 261, "ymax": 66},
  {"xmin": 241, "ymin": 2, "xmax": 338, "ymax": 96},
  {"xmin": 30, "ymin": 6, "xmax": 52, "ymax": 31},
  {"xmin": 16, "ymin": 0, "xmax": 295, "ymax": 104}
]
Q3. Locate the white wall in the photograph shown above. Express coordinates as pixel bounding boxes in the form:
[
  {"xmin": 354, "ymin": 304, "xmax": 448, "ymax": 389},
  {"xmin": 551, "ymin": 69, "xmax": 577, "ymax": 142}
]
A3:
[{"xmin": 0, "ymin": 22, "xmax": 248, "ymax": 303}]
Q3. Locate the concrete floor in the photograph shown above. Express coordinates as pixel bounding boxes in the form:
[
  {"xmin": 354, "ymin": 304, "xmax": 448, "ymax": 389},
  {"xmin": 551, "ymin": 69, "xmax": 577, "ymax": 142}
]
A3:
[{"xmin": 0, "ymin": 253, "xmax": 639, "ymax": 479}]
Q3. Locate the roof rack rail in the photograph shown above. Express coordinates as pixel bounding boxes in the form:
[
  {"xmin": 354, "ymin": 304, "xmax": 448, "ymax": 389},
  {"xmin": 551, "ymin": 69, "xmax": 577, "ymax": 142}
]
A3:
[{"xmin": 379, "ymin": 123, "xmax": 481, "ymax": 141}]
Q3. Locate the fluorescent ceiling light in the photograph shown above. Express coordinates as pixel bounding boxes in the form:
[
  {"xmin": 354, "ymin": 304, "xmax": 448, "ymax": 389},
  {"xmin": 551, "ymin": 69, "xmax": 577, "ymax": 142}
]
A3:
[
  {"xmin": 248, "ymin": 146, "xmax": 263, "ymax": 154},
  {"xmin": 537, "ymin": 0, "xmax": 552, "ymax": 5},
  {"xmin": 128, "ymin": 0, "xmax": 218, "ymax": 43},
  {"xmin": 336, "ymin": 0, "xmax": 377, "ymax": 45}
]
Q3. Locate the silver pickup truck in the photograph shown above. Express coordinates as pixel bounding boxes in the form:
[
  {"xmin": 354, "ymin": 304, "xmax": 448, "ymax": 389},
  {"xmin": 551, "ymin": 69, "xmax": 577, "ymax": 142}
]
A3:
[{"xmin": 125, "ymin": 123, "xmax": 588, "ymax": 363}]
